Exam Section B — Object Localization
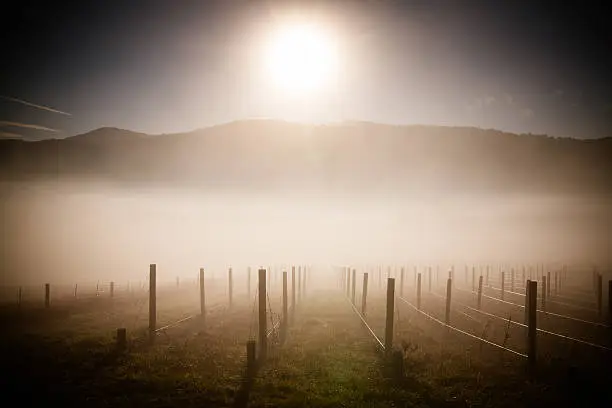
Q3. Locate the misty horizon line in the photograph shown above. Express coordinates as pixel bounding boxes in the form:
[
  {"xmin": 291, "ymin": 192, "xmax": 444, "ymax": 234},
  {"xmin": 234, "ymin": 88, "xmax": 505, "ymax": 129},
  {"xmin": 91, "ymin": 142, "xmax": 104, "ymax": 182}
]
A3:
[{"xmin": 3, "ymin": 118, "xmax": 611, "ymax": 142}]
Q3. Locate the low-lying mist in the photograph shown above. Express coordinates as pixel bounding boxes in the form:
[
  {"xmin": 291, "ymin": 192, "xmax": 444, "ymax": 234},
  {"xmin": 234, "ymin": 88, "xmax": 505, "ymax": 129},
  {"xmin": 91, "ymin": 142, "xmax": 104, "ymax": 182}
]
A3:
[{"xmin": 2, "ymin": 180, "xmax": 610, "ymax": 286}]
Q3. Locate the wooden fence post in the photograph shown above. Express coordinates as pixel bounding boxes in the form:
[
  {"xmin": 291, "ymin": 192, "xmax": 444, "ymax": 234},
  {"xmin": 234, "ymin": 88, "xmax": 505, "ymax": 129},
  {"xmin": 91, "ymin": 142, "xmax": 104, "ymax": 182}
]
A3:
[
  {"xmin": 282, "ymin": 271, "xmax": 288, "ymax": 342},
  {"xmin": 110, "ymin": 281, "xmax": 115, "ymax": 298},
  {"xmin": 477, "ymin": 275, "xmax": 483, "ymax": 310},
  {"xmin": 527, "ymin": 280, "xmax": 537, "ymax": 371},
  {"xmin": 416, "ymin": 273, "xmax": 422, "ymax": 310},
  {"xmin": 74, "ymin": 284, "xmax": 78, "ymax": 298},
  {"xmin": 258, "ymin": 268, "xmax": 267, "ymax": 361},
  {"xmin": 292, "ymin": 266, "xmax": 296, "ymax": 321},
  {"xmin": 228, "ymin": 267, "xmax": 233, "ymax": 309},
  {"xmin": 200, "ymin": 268, "xmax": 206, "ymax": 320},
  {"xmin": 472, "ymin": 266, "xmax": 475, "ymax": 292},
  {"xmin": 298, "ymin": 266, "xmax": 302, "ymax": 304},
  {"xmin": 362, "ymin": 273, "xmax": 369, "ymax": 315},
  {"xmin": 176, "ymin": 276, "xmax": 180, "ymax": 288},
  {"xmin": 524, "ymin": 279, "xmax": 530, "ymax": 325},
  {"xmin": 351, "ymin": 269, "xmax": 356, "ymax": 304},
  {"xmin": 247, "ymin": 339, "xmax": 257, "ymax": 374},
  {"xmin": 384, "ymin": 278, "xmax": 395, "ymax": 354},
  {"xmin": 608, "ymin": 280, "xmax": 612, "ymax": 325},
  {"xmin": 445, "ymin": 277, "xmax": 452, "ymax": 325},
  {"xmin": 596, "ymin": 274, "xmax": 602, "ymax": 317},
  {"xmin": 45, "ymin": 283, "xmax": 50, "ymax": 308},
  {"xmin": 542, "ymin": 275, "xmax": 547, "ymax": 310},
  {"xmin": 116, "ymin": 328, "xmax": 127, "ymax": 351},
  {"xmin": 149, "ymin": 264, "xmax": 157, "ymax": 340}
]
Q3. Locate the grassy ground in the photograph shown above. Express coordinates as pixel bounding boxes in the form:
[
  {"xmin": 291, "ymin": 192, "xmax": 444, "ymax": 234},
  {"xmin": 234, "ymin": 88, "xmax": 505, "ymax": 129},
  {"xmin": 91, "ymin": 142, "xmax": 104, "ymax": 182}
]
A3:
[{"xmin": 1, "ymin": 284, "xmax": 610, "ymax": 407}]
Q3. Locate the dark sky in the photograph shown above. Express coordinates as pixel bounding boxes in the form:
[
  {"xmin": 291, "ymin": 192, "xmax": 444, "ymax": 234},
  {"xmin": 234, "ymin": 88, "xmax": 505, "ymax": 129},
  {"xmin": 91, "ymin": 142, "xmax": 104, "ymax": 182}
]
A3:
[{"xmin": 1, "ymin": 0, "xmax": 611, "ymax": 140}]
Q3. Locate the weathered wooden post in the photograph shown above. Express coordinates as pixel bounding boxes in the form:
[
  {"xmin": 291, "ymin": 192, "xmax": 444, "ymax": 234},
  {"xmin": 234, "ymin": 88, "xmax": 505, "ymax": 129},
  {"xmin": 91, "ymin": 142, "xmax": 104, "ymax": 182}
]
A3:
[
  {"xmin": 445, "ymin": 277, "xmax": 452, "ymax": 325},
  {"xmin": 527, "ymin": 280, "xmax": 537, "ymax": 371},
  {"xmin": 608, "ymin": 280, "xmax": 612, "ymax": 325},
  {"xmin": 116, "ymin": 328, "xmax": 127, "ymax": 351},
  {"xmin": 524, "ymin": 279, "xmax": 531, "ymax": 325},
  {"xmin": 351, "ymin": 269, "xmax": 356, "ymax": 304},
  {"xmin": 258, "ymin": 268, "xmax": 267, "ymax": 361},
  {"xmin": 500, "ymin": 271, "xmax": 505, "ymax": 300},
  {"xmin": 472, "ymin": 266, "xmax": 476, "ymax": 292},
  {"xmin": 282, "ymin": 271, "xmax": 288, "ymax": 342},
  {"xmin": 542, "ymin": 275, "xmax": 547, "ymax": 310},
  {"xmin": 291, "ymin": 266, "xmax": 296, "ymax": 321},
  {"xmin": 74, "ymin": 284, "xmax": 78, "ymax": 298},
  {"xmin": 416, "ymin": 273, "xmax": 422, "ymax": 310},
  {"xmin": 110, "ymin": 281, "xmax": 115, "ymax": 298},
  {"xmin": 149, "ymin": 264, "xmax": 157, "ymax": 340},
  {"xmin": 298, "ymin": 266, "xmax": 302, "ymax": 304},
  {"xmin": 45, "ymin": 283, "xmax": 50, "ymax": 308},
  {"xmin": 362, "ymin": 273, "xmax": 369, "ymax": 316},
  {"xmin": 345, "ymin": 267, "xmax": 350, "ymax": 296},
  {"xmin": 400, "ymin": 267, "xmax": 405, "ymax": 297},
  {"xmin": 228, "ymin": 267, "xmax": 233, "ymax": 309},
  {"xmin": 247, "ymin": 339, "xmax": 257, "ymax": 375},
  {"xmin": 477, "ymin": 275, "xmax": 483, "ymax": 310},
  {"xmin": 200, "ymin": 268, "xmax": 206, "ymax": 320},
  {"xmin": 384, "ymin": 278, "xmax": 395, "ymax": 354},
  {"xmin": 596, "ymin": 274, "xmax": 602, "ymax": 317}
]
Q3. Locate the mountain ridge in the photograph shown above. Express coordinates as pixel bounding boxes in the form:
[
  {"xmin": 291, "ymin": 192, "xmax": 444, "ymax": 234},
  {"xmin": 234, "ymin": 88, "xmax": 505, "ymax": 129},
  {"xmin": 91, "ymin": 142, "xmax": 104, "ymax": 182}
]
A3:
[{"xmin": 1, "ymin": 120, "xmax": 610, "ymax": 195}]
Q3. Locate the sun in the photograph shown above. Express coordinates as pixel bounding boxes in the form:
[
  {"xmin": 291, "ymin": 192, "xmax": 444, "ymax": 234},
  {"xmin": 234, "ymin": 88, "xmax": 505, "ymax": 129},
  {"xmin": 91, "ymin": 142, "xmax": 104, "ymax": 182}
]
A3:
[{"xmin": 264, "ymin": 23, "xmax": 338, "ymax": 96}]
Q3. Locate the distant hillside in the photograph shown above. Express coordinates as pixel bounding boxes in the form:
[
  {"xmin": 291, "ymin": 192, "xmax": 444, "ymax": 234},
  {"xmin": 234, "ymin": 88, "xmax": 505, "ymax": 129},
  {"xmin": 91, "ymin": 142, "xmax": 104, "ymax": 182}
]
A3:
[{"xmin": 0, "ymin": 120, "xmax": 610, "ymax": 195}]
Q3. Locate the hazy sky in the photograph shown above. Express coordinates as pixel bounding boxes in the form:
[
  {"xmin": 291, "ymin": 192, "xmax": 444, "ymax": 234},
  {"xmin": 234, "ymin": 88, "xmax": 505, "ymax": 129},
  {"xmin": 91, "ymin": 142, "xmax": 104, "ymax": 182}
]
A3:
[{"xmin": 1, "ymin": 0, "xmax": 611, "ymax": 140}]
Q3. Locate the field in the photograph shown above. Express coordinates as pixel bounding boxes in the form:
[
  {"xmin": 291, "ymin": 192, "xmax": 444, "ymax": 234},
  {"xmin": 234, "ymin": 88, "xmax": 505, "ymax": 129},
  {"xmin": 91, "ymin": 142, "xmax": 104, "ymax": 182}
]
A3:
[{"xmin": 1, "ymin": 265, "xmax": 611, "ymax": 407}]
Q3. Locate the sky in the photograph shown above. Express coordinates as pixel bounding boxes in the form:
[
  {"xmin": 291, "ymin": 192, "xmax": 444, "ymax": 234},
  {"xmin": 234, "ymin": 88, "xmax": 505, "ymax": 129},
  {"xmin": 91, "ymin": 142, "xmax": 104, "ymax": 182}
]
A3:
[{"xmin": 1, "ymin": 0, "xmax": 611, "ymax": 140}]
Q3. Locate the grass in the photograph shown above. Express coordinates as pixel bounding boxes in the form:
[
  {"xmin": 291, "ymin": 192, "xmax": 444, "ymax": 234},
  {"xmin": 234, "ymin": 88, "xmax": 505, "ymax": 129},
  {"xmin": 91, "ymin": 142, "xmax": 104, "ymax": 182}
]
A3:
[{"xmin": 1, "ymin": 285, "xmax": 610, "ymax": 407}]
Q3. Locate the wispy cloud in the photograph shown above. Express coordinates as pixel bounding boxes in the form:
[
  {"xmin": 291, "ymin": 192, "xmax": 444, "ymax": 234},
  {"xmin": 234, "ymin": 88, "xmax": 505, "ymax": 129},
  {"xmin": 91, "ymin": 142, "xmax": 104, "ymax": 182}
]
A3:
[
  {"xmin": 0, "ymin": 95, "xmax": 71, "ymax": 116},
  {"xmin": 0, "ymin": 131, "xmax": 23, "ymax": 139},
  {"xmin": 0, "ymin": 120, "xmax": 60, "ymax": 132}
]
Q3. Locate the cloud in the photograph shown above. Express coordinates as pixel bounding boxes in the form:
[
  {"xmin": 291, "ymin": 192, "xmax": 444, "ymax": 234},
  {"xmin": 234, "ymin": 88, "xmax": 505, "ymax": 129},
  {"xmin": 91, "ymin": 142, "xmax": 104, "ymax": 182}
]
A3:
[
  {"xmin": 0, "ymin": 121, "xmax": 60, "ymax": 132},
  {"xmin": 0, "ymin": 95, "xmax": 71, "ymax": 116},
  {"xmin": 0, "ymin": 131, "xmax": 23, "ymax": 139}
]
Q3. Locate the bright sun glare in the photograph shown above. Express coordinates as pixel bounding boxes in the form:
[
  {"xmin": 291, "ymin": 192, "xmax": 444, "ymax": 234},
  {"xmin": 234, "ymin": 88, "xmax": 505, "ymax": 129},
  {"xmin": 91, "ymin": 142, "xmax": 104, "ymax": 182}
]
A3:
[{"xmin": 264, "ymin": 23, "xmax": 338, "ymax": 96}]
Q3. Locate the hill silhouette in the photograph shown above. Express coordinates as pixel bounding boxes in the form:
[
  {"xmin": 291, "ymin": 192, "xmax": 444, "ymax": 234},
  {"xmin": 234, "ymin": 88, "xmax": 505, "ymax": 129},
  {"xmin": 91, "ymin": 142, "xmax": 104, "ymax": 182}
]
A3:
[{"xmin": 1, "ymin": 120, "xmax": 610, "ymax": 195}]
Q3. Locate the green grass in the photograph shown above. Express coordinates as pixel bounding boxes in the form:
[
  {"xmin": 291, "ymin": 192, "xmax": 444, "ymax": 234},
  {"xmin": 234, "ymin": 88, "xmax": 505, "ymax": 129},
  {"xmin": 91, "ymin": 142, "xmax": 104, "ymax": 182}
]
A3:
[{"xmin": 1, "ymin": 288, "xmax": 610, "ymax": 407}]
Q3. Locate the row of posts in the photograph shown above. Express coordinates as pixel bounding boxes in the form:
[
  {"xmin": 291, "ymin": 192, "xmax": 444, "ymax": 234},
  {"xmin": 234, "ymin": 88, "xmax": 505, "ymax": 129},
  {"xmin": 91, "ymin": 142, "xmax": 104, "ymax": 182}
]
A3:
[{"xmin": 341, "ymin": 266, "xmax": 554, "ymax": 371}]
